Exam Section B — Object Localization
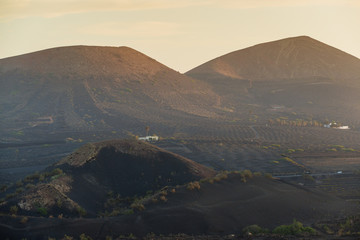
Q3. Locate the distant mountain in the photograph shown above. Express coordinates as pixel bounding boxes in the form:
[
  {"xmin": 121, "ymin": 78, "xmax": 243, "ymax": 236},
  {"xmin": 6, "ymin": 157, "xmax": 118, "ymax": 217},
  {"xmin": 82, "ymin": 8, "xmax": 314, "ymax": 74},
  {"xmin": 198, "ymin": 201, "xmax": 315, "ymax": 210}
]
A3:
[
  {"xmin": 186, "ymin": 36, "xmax": 360, "ymax": 123},
  {"xmin": 187, "ymin": 36, "xmax": 360, "ymax": 82},
  {"xmin": 0, "ymin": 46, "xmax": 219, "ymax": 141}
]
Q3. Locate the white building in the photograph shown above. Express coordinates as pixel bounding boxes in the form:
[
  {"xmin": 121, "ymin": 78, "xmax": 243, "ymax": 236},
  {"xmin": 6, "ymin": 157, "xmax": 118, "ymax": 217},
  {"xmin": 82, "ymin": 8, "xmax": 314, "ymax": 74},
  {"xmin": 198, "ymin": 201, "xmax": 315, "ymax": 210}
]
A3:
[
  {"xmin": 323, "ymin": 122, "xmax": 350, "ymax": 130},
  {"xmin": 138, "ymin": 135, "xmax": 159, "ymax": 142}
]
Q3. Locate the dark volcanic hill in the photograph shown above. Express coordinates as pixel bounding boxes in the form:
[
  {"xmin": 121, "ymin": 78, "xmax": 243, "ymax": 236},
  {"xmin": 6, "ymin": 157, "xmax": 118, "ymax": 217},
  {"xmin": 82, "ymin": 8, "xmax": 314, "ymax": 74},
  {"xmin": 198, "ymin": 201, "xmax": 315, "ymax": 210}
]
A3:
[
  {"xmin": 1, "ymin": 139, "xmax": 216, "ymax": 216},
  {"xmin": 187, "ymin": 36, "xmax": 360, "ymax": 124},
  {"xmin": 0, "ymin": 46, "xmax": 219, "ymax": 141}
]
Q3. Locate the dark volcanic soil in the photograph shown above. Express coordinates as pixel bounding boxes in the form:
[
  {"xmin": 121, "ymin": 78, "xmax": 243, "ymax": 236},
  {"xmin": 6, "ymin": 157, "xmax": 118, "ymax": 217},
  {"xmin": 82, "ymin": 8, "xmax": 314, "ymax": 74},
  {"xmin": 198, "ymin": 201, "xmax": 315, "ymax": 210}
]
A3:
[{"xmin": 0, "ymin": 174, "xmax": 358, "ymax": 239}]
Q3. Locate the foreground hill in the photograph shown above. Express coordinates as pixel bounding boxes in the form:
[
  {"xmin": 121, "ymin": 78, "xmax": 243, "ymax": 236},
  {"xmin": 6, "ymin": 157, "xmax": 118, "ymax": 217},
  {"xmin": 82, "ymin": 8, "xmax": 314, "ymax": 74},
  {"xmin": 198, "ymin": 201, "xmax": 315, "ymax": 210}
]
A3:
[
  {"xmin": 187, "ymin": 36, "xmax": 360, "ymax": 124},
  {"xmin": 0, "ymin": 139, "xmax": 215, "ymax": 216},
  {"xmin": 0, "ymin": 46, "xmax": 219, "ymax": 142}
]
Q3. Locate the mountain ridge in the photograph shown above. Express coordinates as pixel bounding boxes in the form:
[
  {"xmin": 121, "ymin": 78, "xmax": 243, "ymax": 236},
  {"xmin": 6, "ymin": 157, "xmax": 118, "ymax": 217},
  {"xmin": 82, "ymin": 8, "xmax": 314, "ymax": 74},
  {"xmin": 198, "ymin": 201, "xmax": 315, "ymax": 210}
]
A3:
[
  {"xmin": 187, "ymin": 36, "xmax": 360, "ymax": 82},
  {"xmin": 0, "ymin": 45, "xmax": 220, "ymax": 139}
]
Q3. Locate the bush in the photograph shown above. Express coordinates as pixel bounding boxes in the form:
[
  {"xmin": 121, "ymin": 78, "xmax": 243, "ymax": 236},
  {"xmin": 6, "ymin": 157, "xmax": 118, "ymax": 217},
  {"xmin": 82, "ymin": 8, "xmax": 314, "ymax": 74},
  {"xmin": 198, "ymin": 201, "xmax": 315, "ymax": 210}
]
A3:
[
  {"xmin": 242, "ymin": 224, "xmax": 268, "ymax": 235},
  {"xmin": 273, "ymin": 219, "xmax": 316, "ymax": 236},
  {"xmin": 24, "ymin": 172, "xmax": 40, "ymax": 182},
  {"xmin": 37, "ymin": 207, "xmax": 48, "ymax": 216},
  {"xmin": 130, "ymin": 202, "xmax": 145, "ymax": 211},
  {"xmin": 79, "ymin": 233, "xmax": 93, "ymax": 240},
  {"xmin": 264, "ymin": 173, "xmax": 273, "ymax": 179},
  {"xmin": 338, "ymin": 216, "xmax": 360, "ymax": 236},
  {"xmin": 77, "ymin": 206, "xmax": 87, "ymax": 217},
  {"xmin": 187, "ymin": 181, "xmax": 201, "ymax": 190},
  {"xmin": 159, "ymin": 195, "xmax": 167, "ymax": 202},
  {"xmin": 242, "ymin": 169, "xmax": 253, "ymax": 179},
  {"xmin": 16, "ymin": 187, "xmax": 24, "ymax": 194},
  {"xmin": 20, "ymin": 216, "xmax": 28, "ymax": 224},
  {"xmin": 10, "ymin": 205, "xmax": 18, "ymax": 215}
]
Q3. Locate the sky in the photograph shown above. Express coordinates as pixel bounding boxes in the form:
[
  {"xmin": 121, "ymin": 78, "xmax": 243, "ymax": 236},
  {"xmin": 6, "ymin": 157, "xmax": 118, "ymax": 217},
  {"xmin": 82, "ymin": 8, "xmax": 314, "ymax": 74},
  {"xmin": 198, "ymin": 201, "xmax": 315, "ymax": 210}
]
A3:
[{"xmin": 1, "ymin": 0, "xmax": 360, "ymax": 73}]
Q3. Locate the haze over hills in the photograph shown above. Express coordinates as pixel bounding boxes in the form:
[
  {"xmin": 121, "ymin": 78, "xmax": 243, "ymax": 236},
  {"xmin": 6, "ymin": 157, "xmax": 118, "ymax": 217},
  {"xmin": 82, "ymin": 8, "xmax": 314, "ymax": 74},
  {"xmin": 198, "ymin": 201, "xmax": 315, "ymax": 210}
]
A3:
[
  {"xmin": 0, "ymin": 46, "xmax": 219, "ymax": 141},
  {"xmin": 187, "ymin": 36, "xmax": 360, "ymax": 124}
]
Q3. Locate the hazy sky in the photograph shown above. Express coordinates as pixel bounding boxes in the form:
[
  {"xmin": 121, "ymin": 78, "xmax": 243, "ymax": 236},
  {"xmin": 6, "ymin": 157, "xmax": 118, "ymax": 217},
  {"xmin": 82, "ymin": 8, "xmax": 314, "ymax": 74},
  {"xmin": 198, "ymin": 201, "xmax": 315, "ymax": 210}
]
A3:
[{"xmin": 1, "ymin": 0, "xmax": 360, "ymax": 72}]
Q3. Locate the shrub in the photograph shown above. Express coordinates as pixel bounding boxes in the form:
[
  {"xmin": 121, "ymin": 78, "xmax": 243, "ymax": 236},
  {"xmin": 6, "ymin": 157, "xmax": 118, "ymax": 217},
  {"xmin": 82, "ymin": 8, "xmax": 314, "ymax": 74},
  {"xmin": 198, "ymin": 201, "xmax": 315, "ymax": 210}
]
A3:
[
  {"xmin": 79, "ymin": 233, "xmax": 93, "ymax": 240},
  {"xmin": 338, "ymin": 216, "xmax": 360, "ymax": 236},
  {"xmin": 273, "ymin": 219, "xmax": 316, "ymax": 236},
  {"xmin": 130, "ymin": 202, "xmax": 145, "ymax": 211},
  {"xmin": 5, "ymin": 193, "xmax": 16, "ymax": 200},
  {"xmin": 76, "ymin": 206, "xmax": 87, "ymax": 217},
  {"xmin": 213, "ymin": 171, "xmax": 229, "ymax": 182},
  {"xmin": 56, "ymin": 199, "xmax": 63, "ymax": 208},
  {"xmin": 303, "ymin": 174, "xmax": 315, "ymax": 182},
  {"xmin": 254, "ymin": 172, "xmax": 262, "ymax": 177},
  {"xmin": 16, "ymin": 187, "xmax": 24, "ymax": 194},
  {"xmin": 37, "ymin": 207, "xmax": 48, "ymax": 216},
  {"xmin": 159, "ymin": 195, "xmax": 167, "ymax": 202},
  {"xmin": 10, "ymin": 205, "xmax": 18, "ymax": 215},
  {"xmin": 187, "ymin": 181, "xmax": 201, "ymax": 190},
  {"xmin": 242, "ymin": 224, "xmax": 268, "ymax": 235},
  {"xmin": 123, "ymin": 209, "xmax": 134, "ymax": 215},
  {"xmin": 63, "ymin": 235, "xmax": 73, "ymax": 240},
  {"xmin": 20, "ymin": 216, "xmax": 29, "ymax": 224},
  {"xmin": 242, "ymin": 169, "xmax": 253, "ymax": 179},
  {"xmin": 264, "ymin": 173, "xmax": 273, "ymax": 179},
  {"xmin": 24, "ymin": 172, "xmax": 40, "ymax": 182}
]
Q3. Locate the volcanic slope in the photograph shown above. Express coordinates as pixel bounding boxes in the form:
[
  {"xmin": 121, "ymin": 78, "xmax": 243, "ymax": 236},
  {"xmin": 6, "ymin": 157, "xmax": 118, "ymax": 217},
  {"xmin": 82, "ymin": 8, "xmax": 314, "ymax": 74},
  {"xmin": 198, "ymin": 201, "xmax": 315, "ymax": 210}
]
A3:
[
  {"xmin": 187, "ymin": 36, "xmax": 360, "ymax": 123},
  {"xmin": 0, "ymin": 46, "xmax": 219, "ymax": 139},
  {"xmin": 1, "ymin": 168, "xmax": 357, "ymax": 239},
  {"xmin": 0, "ymin": 139, "xmax": 216, "ymax": 217}
]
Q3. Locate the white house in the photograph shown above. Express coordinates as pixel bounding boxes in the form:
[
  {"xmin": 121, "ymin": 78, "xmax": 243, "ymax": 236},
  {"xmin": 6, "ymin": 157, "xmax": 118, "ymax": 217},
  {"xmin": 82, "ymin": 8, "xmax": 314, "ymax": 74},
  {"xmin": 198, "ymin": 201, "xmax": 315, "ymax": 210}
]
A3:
[
  {"xmin": 323, "ymin": 122, "xmax": 350, "ymax": 130},
  {"xmin": 138, "ymin": 135, "xmax": 159, "ymax": 142}
]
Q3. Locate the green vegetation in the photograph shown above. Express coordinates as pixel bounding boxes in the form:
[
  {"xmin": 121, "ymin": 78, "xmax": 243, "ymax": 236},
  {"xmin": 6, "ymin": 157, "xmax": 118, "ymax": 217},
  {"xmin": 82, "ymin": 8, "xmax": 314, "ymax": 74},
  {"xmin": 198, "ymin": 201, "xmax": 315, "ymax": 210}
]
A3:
[
  {"xmin": 79, "ymin": 233, "xmax": 93, "ymax": 240},
  {"xmin": 268, "ymin": 118, "xmax": 322, "ymax": 127},
  {"xmin": 280, "ymin": 157, "xmax": 303, "ymax": 167},
  {"xmin": 10, "ymin": 205, "xmax": 19, "ymax": 215},
  {"xmin": 264, "ymin": 173, "xmax": 274, "ymax": 179},
  {"xmin": 37, "ymin": 207, "xmax": 48, "ymax": 216},
  {"xmin": 130, "ymin": 201, "xmax": 145, "ymax": 211},
  {"xmin": 337, "ymin": 216, "xmax": 360, "ymax": 236},
  {"xmin": 20, "ymin": 216, "xmax": 29, "ymax": 224},
  {"xmin": 13, "ymin": 130, "xmax": 24, "ymax": 136},
  {"xmin": 302, "ymin": 174, "xmax": 315, "ymax": 182},
  {"xmin": 327, "ymin": 145, "xmax": 357, "ymax": 152},
  {"xmin": 15, "ymin": 187, "xmax": 24, "ymax": 194},
  {"xmin": 273, "ymin": 219, "xmax": 316, "ymax": 236},
  {"xmin": 76, "ymin": 206, "xmax": 87, "ymax": 217},
  {"xmin": 242, "ymin": 220, "xmax": 316, "ymax": 237}
]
